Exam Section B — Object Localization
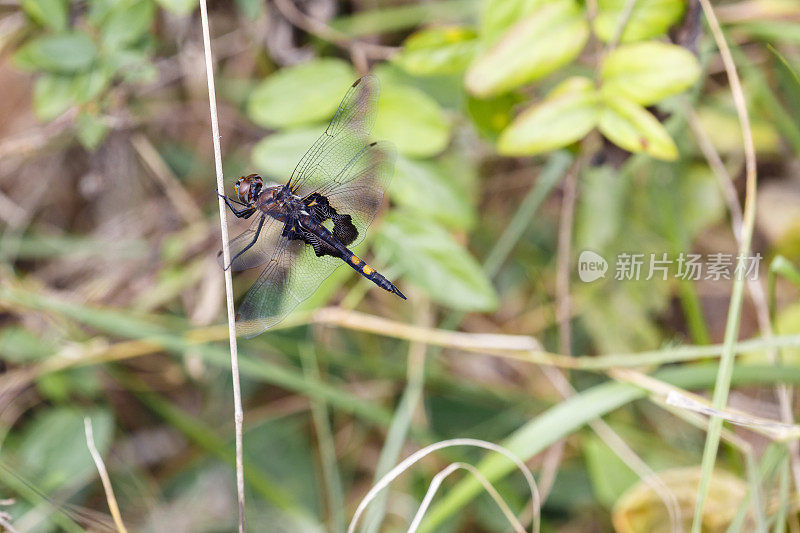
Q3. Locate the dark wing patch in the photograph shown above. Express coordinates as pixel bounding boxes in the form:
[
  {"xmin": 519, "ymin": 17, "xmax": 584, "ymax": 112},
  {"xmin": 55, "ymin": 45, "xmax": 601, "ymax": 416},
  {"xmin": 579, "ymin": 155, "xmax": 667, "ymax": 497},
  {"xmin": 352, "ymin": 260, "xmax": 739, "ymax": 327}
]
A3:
[{"xmin": 304, "ymin": 192, "xmax": 358, "ymax": 246}]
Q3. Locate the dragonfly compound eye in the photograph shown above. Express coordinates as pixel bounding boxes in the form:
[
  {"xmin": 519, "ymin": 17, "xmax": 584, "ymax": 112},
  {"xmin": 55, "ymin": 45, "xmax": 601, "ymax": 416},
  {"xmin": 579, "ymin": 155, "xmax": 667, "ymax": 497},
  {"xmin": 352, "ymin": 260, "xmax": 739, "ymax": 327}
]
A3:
[{"xmin": 236, "ymin": 177, "xmax": 252, "ymax": 203}]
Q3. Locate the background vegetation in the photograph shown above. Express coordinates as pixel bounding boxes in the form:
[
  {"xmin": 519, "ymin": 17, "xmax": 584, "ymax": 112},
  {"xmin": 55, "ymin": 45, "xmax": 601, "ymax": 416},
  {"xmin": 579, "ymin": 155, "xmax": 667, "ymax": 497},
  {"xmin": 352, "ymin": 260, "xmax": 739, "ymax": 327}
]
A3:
[{"xmin": 2, "ymin": 0, "xmax": 800, "ymax": 530}]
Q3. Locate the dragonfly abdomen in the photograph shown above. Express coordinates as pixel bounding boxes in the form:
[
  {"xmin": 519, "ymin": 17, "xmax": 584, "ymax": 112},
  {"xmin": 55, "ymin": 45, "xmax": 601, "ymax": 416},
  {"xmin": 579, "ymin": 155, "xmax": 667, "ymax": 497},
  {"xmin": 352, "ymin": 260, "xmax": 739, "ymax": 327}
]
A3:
[
  {"xmin": 344, "ymin": 252, "xmax": 406, "ymax": 299},
  {"xmin": 304, "ymin": 218, "xmax": 405, "ymax": 300}
]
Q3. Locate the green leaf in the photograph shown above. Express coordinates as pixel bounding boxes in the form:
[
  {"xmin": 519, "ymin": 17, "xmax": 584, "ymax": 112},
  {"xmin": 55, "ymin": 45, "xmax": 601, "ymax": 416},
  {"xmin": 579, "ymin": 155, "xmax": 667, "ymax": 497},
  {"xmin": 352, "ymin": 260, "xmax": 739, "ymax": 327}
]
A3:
[
  {"xmin": 21, "ymin": 0, "xmax": 68, "ymax": 30},
  {"xmin": 87, "ymin": 0, "xmax": 118, "ymax": 26},
  {"xmin": 480, "ymin": 0, "xmax": 549, "ymax": 44},
  {"xmin": 679, "ymin": 165, "xmax": 726, "ymax": 238},
  {"xmin": 376, "ymin": 211, "xmax": 498, "ymax": 311},
  {"xmin": 583, "ymin": 434, "xmax": 639, "ymax": 507},
  {"xmin": 466, "ymin": 0, "xmax": 590, "ymax": 97},
  {"xmin": 575, "ymin": 165, "xmax": 625, "ymax": 252},
  {"xmin": 598, "ymin": 96, "xmax": 678, "ymax": 160},
  {"xmin": 694, "ymin": 106, "xmax": 781, "ymax": 154},
  {"xmin": 497, "ymin": 76, "xmax": 599, "ymax": 155},
  {"xmin": 466, "ymin": 91, "xmax": 522, "ymax": 140},
  {"xmin": 100, "ymin": 0, "xmax": 155, "ymax": 51},
  {"xmin": 600, "ymin": 41, "xmax": 701, "ymax": 105},
  {"xmin": 251, "ymin": 127, "xmax": 324, "ymax": 180},
  {"xmin": 13, "ymin": 32, "xmax": 97, "ymax": 73},
  {"xmin": 593, "ymin": 0, "xmax": 685, "ymax": 43},
  {"xmin": 33, "ymin": 74, "xmax": 77, "ymax": 121},
  {"xmin": 105, "ymin": 47, "xmax": 157, "ymax": 83},
  {"xmin": 32, "ymin": 70, "xmax": 111, "ymax": 122},
  {"xmin": 235, "ymin": 0, "xmax": 263, "ymax": 19},
  {"xmin": 155, "ymin": 0, "xmax": 197, "ymax": 15},
  {"xmin": 394, "ymin": 26, "xmax": 479, "ymax": 76},
  {"xmin": 390, "ymin": 156, "xmax": 476, "ymax": 230},
  {"xmin": 76, "ymin": 111, "xmax": 109, "ymax": 150},
  {"xmin": 0, "ymin": 327, "xmax": 54, "ymax": 363},
  {"xmin": 15, "ymin": 407, "xmax": 113, "ymax": 491},
  {"xmin": 372, "ymin": 84, "xmax": 451, "ymax": 157},
  {"xmin": 72, "ymin": 68, "xmax": 112, "ymax": 103},
  {"xmin": 247, "ymin": 59, "xmax": 355, "ymax": 129}
]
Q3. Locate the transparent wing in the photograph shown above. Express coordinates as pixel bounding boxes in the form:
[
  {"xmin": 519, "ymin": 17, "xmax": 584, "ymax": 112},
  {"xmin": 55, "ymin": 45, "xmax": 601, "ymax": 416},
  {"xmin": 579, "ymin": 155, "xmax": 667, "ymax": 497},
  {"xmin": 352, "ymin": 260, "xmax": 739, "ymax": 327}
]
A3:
[
  {"xmin": 286, "ymin": 75, "xmax": 379, "ymax": 194},
  {"xmin": 235, "ymin": 235, "xmax": 342, "ymax": 338},
  {"xmin": 287, "ymin": 75, "xmax": 395, "ymax": 245},
  {"xmin": 217, "ymin": 214, "xmax": 281, "ymax": 272}
]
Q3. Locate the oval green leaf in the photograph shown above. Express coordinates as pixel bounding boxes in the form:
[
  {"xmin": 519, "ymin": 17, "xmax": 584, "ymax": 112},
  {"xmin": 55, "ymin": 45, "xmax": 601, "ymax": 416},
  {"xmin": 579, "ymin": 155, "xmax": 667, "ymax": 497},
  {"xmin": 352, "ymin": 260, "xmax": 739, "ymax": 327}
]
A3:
[
  {"xmin": 13, "ymin": 32, "xmax": 97, "ymax": 73},
  {"xmin": 598, "ymin": 96, "xmax": 678, "ymax": 160},
  {"xmin": 155, "ymin": 0, "xmax": 197, "ymax": 15},
  {"xmin": 390, "ymin": 156, "xmax": 476, "ymax": 230},
  {"xmin": 600, "ymin": 41, "xmax": 701, "ymax": 105},
  {"xmin": 466, "ymin": 0, "xmax": 590, "ymax": 97},
  {"xmin": 33, "ymin": 74, "xmax": 76, "ymax": 121},
  {"xmin": 376, "ymin": 211, "xmax": 498, "ymax": 311},
  {"xmin": 76, "ymin": 111, "xmax": 109, "ymax": 150},
  {"xmin": 247, "ymin": 59, "xmax": 355, "ymax": 129},
  {"xmin": 100, "ymin": 0, "xmax": 155, "ymax": 51},
  {"xmin": 498, "ymin": 77, "xmax": 599, "ymax": 155},
  {"xmin": 372, "ymin": 84, "xmax": 451, "ymax": 157},
  {"xmin": 21, "ymin": 0, "xmax": 68, "ymax": 30},
  {"xmin": 480, "ymin": 0, "xmax": 548, "ymax": 44},
  {"xmin": 251, "ymin": 127, "xmax": 324, "ymax": 180},
  {"xmin": 394, "ymin": 26, "xmax": 479, "ymax": 76},
  {"xmin": 593, "ymin": 0, "xmax": 685, "ymax": 43}
]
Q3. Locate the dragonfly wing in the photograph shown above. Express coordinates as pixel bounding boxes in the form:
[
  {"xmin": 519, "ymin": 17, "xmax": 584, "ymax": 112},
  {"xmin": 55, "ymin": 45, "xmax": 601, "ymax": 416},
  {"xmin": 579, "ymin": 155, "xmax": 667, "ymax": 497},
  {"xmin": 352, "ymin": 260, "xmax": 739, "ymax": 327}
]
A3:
[
  {"xmin": 311, "ymin": 140, "xmax": 395, "ymax": 247},
  {"xmin": 287, "ymin": 75, "xmax": 379, "ymax": 195},
  {"xmin": 287, "ymin": 75, "xmax": 395, "ymax": 245},
  {"xmin": 217, "ymin": 214, "xmax": 281, "ymax": 272},
  {"xmin": 235, "ymin": 235, "xmax": 342, "ymax": 337}
]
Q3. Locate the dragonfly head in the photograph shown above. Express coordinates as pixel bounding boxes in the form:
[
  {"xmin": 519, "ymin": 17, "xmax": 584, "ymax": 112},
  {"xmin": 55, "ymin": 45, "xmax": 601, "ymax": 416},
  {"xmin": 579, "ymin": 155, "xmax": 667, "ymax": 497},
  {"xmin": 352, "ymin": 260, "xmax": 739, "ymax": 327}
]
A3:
[{"xmin": 235, "ymin": 174, "xmax": 263, "ymax": 204}]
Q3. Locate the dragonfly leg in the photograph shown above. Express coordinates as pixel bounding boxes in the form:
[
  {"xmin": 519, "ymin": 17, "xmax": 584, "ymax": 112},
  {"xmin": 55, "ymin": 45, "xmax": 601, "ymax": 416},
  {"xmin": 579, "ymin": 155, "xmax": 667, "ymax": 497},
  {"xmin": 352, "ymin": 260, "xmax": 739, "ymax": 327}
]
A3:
[
  {"xmin": 218, "ymin": 192, "xmax": 249, "ymax": 207},
  {"xmin": 225, "ymin": 214, "xmax": 266, "ymax": 270},
  {"xmin": 219, "ymin": 194, "xmax": 256, "ymax": 218}
]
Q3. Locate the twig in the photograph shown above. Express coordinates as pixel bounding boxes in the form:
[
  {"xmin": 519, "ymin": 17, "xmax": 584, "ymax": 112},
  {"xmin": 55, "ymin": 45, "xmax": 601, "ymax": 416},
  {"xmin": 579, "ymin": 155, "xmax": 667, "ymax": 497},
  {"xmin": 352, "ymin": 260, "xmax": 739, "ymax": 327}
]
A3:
[
  {"xmin": 538, "ymin": 157, "xmax": 581, "ymax": 502},
  {"xmin": 130, "ymin": 134, "xmax": 203, "ymax": 224},
  {"xmin": 555, "ymin": 160, "xmax": 579, "ymax": 356},
  {"xmin": 692, "ymin": 1, "xmax": 760, "ymax": 530},
  {"xmin": 84, "ymin": 418, "xmax": 127, "ymax": 533},
  {"xmin": 198, "ymin": 1, "xmax": 246, "ymax": 531},
  {"xmin": 348, "ymin": 438, "xmax": 540, "ymax": 533},
  {"xmin": 272, "ymin": 0, "xmax": 398, "ymax": 60},
  {"xmin": 0, "ymin": 515, "xmax": 20, "ymax": 533},
  {"xmin": 409, "ymin": 462, "xmax": 527, "ymax": 533},
  {"xmin": 607, "ymin": 0, "xmax": 638, "ymax": 50}
]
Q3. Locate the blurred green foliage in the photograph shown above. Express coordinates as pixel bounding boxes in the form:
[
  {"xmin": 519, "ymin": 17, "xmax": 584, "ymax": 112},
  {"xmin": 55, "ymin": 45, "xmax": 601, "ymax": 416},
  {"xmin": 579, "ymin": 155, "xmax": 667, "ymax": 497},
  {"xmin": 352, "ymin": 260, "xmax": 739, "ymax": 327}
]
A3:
[{"xmin": 5, "ymin": 0, "xmax": 800, "ymax": 531}]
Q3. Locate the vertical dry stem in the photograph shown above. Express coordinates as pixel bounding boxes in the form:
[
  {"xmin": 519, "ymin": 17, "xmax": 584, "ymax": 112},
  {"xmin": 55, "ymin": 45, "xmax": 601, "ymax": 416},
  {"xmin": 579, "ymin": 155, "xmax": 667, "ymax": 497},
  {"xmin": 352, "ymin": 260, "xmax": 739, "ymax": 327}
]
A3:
[
  {"xmin": 84, "ymin": 418, "xmax": 127, "ymax": 533},
  {"xmin": 198, "ymin": 1, "xmax": 246, "ymax": 530}
]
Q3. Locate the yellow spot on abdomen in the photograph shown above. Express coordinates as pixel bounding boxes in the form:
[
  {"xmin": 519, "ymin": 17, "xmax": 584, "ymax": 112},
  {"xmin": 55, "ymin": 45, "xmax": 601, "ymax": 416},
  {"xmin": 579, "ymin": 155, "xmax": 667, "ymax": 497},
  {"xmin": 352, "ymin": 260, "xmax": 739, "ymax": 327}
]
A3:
[
  {"xmin": 362, "ymin": 265, "xmax": 374, "ymax": 275},
  {"xmin": 351, "ymin": 255, "xmax": 361, "ymax": 265}
]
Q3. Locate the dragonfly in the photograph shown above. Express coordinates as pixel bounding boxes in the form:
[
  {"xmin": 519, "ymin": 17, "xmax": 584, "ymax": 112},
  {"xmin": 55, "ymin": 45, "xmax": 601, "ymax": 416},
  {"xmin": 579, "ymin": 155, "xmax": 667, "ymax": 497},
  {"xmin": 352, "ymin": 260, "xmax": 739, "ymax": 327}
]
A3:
[{"xmin": 218, "ymin": 75, "xmax": 405, "ymax": 337}]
